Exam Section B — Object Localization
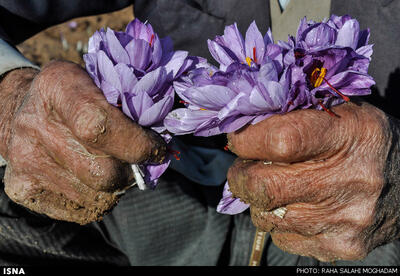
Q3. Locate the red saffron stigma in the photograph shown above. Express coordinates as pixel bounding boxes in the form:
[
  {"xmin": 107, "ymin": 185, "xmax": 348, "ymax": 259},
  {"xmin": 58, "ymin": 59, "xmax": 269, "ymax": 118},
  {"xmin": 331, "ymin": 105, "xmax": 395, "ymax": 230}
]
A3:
[
  {"xmin": 311, "ymin": 67, "xmax": 350, "ymax": 103},
  {"xmin": 179, "ymin": 100, "xmax": 190, "ymax": 105},
  {"xmin": 294, "ymin": 50, "xmax": 305, "ymax": 59},
  {"xmin": 224, "ymin": 144, "xmax": 229, "ymax": 151},
  {"xmin": 149, "ymin": 34, "xmax": 155, "ymax": 46},
  {"xmin": 323, "ymin": 78, "xmax": 350, "ymax": 102},
  {"xmin": 168, "ymin": 149, "xmax": 181, "ymax": 160},
  {"xmin": 253, "ymin": 47, "xmax": 258, "ymax": 64},
  {"xmin": 318, "ymin": 101, "xmax": 336, "ymax": 117}
]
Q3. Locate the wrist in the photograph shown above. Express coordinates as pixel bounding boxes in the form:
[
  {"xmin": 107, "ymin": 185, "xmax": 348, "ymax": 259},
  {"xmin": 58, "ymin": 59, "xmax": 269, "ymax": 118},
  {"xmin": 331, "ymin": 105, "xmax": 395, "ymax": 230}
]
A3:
[{"xmin": 0, "ymin": 68, "xmax": 39, "ymax": 158}]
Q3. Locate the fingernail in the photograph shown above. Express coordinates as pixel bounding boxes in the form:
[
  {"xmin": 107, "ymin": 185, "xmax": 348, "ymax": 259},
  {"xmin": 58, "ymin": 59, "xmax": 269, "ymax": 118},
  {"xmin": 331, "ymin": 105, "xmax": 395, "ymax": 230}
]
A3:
[{"xmin": 146, "ymin": 131, "xmax": 167, "ymax": 164}]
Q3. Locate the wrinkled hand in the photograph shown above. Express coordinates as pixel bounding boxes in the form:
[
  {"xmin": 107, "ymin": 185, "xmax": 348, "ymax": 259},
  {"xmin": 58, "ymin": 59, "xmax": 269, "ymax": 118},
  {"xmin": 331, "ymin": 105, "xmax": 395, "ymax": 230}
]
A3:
[
  {"xmin": 0, "ymin": 61, "xmax": 166, "ymax": 224},
  {"xmin": 227, "ymin": 101, "xmax": 400, "ymax": 262}
]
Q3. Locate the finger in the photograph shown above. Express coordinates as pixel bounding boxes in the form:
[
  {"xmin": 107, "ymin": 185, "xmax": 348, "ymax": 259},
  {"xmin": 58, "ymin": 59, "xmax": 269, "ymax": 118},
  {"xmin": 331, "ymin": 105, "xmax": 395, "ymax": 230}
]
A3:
[
  {"xmin": 250, "ymin": 205, "xmax": 332, "ymax": 236},
  {"xmin": 38, "ymin": 61, "xmax": 166, "ymax": 164},
  {"xmin": 5, "ymin": 135, "xmax": 123, "ymax": 224},
  {"xmin": 249, "ymin": 204, "xmax": 367, "ymax": 261},
  {"xmin": 38, "ymin": 118, "xmax": 134, "ymax": 192},
  {"xmin": 5, "ymin": 163, "xmax": 121, "ymax": 225},
  {"xmin": 227, "ymin": 106, "xmax": 348, "ymax": 162},
  {"xmin": 5, "ymin": 173, "xmax": 117, "ymax": 224},
  {"xmin": 227, "ymin": 158, "xmax": 331, "ymax": 210},
  {"xmin": 270, "ymin": 231, "xmax": 367, "ymax": 262},
  {"xmin": 270, "ymin": 232, "xmax": 338, "ymax": 262}
]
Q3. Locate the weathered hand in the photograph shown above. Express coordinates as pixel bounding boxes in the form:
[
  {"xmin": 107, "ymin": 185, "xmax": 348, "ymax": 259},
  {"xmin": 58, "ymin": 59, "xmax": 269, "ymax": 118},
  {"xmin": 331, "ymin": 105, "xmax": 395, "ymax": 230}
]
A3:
[
  {"xmin": 227, "ymin": 101, "xmax": 400, "ymax": 262},
  {"xmin": 0, "ymin": 61, "xmax": 166, "ymax": 224}
]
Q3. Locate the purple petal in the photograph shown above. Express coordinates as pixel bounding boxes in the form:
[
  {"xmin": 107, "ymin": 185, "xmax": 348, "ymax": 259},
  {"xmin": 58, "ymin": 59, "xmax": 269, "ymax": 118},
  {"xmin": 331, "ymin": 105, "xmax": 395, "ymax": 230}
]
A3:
[
  {"xmin": 88, "ymin": 29, "xmax": 106, "ymax": 53},
  {"xmin": 162, "ymin": 50, "xmax": 189, "ymax": 79},
  {"xmin": 249, "ymin": 84, "xmax": 281, "ymax": 113},
  {"xmin": 174, "ymin": 56, "xmax": 195, "ymax": 79},
  {"xmin": 114, "ymin": 63, "xmax": 137, "ymax": 93},
  {"xmin": 296, "ymin": 17, "xmax": 310, "ymax": 43},
  {"xmin": 357, "ymin": 29, "xmax": 370, "ymax": 49},
  {"xmin": 219, "ymin": 114, "xmax": 255, "ymax": 133},
  {"xmin": 138, "ymin": 92, "xmax": 174, "ymax": 126},
  {"xmin": 125, "ymin": 39, "xmax": 152, "ymax": 70},
  {"xmin": 261, "ymin": 81, "xmax": 286, "ymax": 110},
  {"xmin": 181, "ymin": 85, "xmax": 237, "ymax": 111},
  {"xmin": 217, "ymin": 181, "xmax": 250, "ymax": 215},
  {"xmin": 160, "ymin": 36, "xmax": 174, "ymax": 56},
  {"xmin": 264, "ymin": 28, "xmax": 274, "ymax": 45},
  {"xmin": 106, "ymin": 28, "xmax": 130, "ymax": 64},
  {"xmin": 218, "ymin": 92, "xmax": 246, "ymax": 119},
  {"xmin": 143, "ymin": 160, "xmax": 171, "ymax": 189},
  {"xmin": 245, "ymin": 21, "xmax": 265, "ymax": 64},
  {"xmin": 207, "ymin": 39, "xmax": 235, "ymax": 68},
  {"xmin": 194, "ymin": 116, "xmax": 224, "ymax": 136},
  {"xmin": 97, "ymin": 50, "xmax": 121, "ymax": 91},
  {"xmin": 125, "ymin": 19, "xmax": 153, "ymax": 42},
  {"xmin": 329, "ymin": 14, "xmax": 352, "ymax": 29},
  {"xmin": 164, "ymin": 108, "xmax": 218, "ymax": 135},
  {"xmin": 173, "ymin": 80, "xmax": 192, "ymax": 103},
  {"xmin": 316, "ymin": 70, "xmax": 375, "ymax": 96},
  {"xmin": 356, "ymin": 44, "xmax": 373, "ymax": 59},
  {"xmin": 132, "ymin": 67, "xmax": 167, "ymax": 96},
  {"xmin": 127, "ymin": 90, "xmax": 154, "ymax": 119},
  {"xmin": 335, "ymin": 19, "xmax": 360, "ymax": 50},
  {"xmin": 303, "ymin": 23, "xmax": 337, "ymax": 48},
  {"xmin": 258, "ymin": 61, "xmax": 279, "ymax": 81},
  {"xmin": 121, "ymin": 93, "xmax": 136, "ymax": 120},
  {"xmin": 221, "ymin": 23, "xmax": 246, "ymax": 62},
  {"xmin": 83, "ymin": 53, "xmax": 100, "ymax": 87},
  {"xmin": 264, "ymin": 43, "xmax": 283, "ymax": 64},
  {"xmin": 114, "ymin": 30, "xmax": 133, "ymax": 48},
  {"xmin": 100, "ymin": 80, "xmax": 120, "ymax": 106},
  {"xmin": 149, "ymin": 34, "xmax": 162, "ymax": 69}
]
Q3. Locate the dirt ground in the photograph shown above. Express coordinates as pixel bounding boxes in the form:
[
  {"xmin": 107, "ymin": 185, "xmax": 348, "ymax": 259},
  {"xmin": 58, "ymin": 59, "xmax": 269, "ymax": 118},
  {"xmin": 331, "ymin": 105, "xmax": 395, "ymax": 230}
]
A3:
[{"xmin": 16, "ymin": 6, "xmax": 134, "ymax": 67}]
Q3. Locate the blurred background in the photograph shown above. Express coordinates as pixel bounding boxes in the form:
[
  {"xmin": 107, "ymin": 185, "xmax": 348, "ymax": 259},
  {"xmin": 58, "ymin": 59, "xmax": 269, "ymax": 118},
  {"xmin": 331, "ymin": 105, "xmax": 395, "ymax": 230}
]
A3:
[{"xmin": 16, "ymin": 5, "xmax": 134, "ymax": 67}]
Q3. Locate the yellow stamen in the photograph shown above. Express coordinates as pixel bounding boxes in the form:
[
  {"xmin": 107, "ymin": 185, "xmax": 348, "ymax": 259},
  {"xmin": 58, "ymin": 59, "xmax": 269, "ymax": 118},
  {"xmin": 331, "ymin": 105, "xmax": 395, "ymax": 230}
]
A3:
[
  {"xmin": 311, "ymin": 67, "xmax": 350, "ymax": 102},
  {"xmin": 311, "ymin": 67, "xmax": 327, "ymax": 87},
  {"xmin": 246, "ymin": 57, "xmax": 252, "ymax": 67}
]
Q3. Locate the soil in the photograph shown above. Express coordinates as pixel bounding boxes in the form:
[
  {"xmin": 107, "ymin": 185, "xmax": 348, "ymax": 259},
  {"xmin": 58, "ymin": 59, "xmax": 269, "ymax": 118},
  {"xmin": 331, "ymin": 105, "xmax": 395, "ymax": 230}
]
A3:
[{"xmin": 16, "ymin": 6, "xmax": 134, "ymax": 67}]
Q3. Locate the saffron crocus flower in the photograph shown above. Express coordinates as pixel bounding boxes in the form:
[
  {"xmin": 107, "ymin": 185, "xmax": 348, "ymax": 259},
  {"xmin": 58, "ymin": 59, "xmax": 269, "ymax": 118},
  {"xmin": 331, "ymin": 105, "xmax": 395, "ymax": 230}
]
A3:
[
  {"xmin": 207, "ymin": 21, "xmax": 283, "ymax": 72},
  {"xmin": 278, "ymin": 15, "xmax": 375, "ymax": 113},
  {"xmin": 165, "ymin": 60, "xmax": 292, "ymax": 136},
  {"xmin": 298, "ymin": 47, "xmax": 375, "ymax": 111},
  {"xmin": 280, "ymin": 14, "xmax": 372, "ymax": 55},
  {"xmin": 84, "ymin": 19, "xmax": 193, "ymax": 189},
  {"xmin": 167, "ymin": 16, "xmax": 376, "ymax": 215}
]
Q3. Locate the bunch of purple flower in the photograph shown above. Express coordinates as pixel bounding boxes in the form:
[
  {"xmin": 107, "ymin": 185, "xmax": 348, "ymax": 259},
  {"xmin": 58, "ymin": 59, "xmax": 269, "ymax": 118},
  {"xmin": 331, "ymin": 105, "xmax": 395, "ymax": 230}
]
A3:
[
  {"xmin": 84, "ymin": 19, "xmax": 195, "ymax": 189},
  {"xmin": 163, "ymin": 15, "xmax": 375, "ymax": 214},
  {"xmin": 84, "ymin": 15, "xmax": 375, "ymax": 212},
  {"xmin": 165, "ymin": 16, "xmax": 374, "ymax": 136}
]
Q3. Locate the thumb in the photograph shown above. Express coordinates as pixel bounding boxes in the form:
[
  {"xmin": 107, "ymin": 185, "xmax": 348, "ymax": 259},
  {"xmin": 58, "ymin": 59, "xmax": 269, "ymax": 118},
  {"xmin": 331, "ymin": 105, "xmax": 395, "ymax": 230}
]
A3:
[{"xmin": 227, "ymin": 105, "xmax": 347, "ymax": 163}]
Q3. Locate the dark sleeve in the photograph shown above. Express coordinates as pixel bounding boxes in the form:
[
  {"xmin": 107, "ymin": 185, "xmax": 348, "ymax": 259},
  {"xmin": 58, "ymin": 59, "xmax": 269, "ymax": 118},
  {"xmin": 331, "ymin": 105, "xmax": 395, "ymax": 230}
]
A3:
[{"xmin": 0, "ymin": 0, "xmax": 133, "ymax": 45}]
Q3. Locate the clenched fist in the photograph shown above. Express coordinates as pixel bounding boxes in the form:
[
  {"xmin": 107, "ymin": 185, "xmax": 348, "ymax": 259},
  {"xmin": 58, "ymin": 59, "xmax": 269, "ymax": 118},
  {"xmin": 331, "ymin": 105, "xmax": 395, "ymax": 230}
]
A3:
[
  {"xmin": 0, "ymin": 61, "xmax": 166, "ymax": 224},
  {"xmin": 227, "ymin": 101, "xmax": 400, "ymax": 262}
]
